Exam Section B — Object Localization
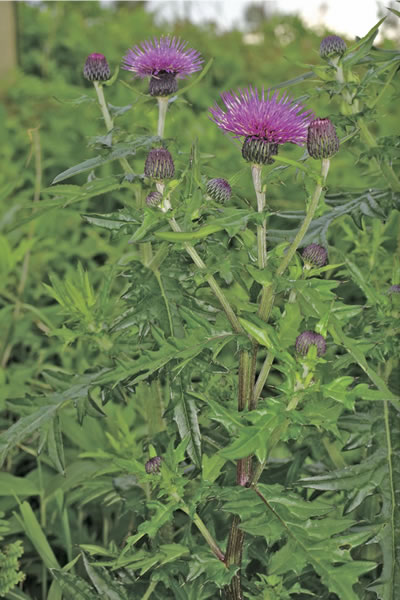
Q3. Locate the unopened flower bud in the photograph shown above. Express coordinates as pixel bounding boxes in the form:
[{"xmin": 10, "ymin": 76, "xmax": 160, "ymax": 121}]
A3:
[
  {"xmin": 302, "ymin": 244, "xmax": 328, "ymax": 268},
  {"xmin": 320, "ymin": 35, "xmax": 347, "ymax": 59},
  {"xmin": 296, "ymin": 331, "xmax": 326, "ymax": 357},
  {"xmin": 145, "ymin": 456, "xmax": 162, "ymax": 474},
  {"xmin": 144, "ymin": 148, "xmax": 175, "ymax": 180},
  {"xmin": 146, "ymin": 190, "xmax": 162, "ymax": 207},
  {"xmin": 206, "ymin": 178, "xmax": 232, "ymax": 203},
  {"xmin": 242, "ymin": 136, "xmax": 278, "ymax": 165},
  {"xmin": 307, "ymin": 118, "xmax": 339, "ymax": 159},
  {"xmin": 83, "ymin": 53, "xmax": 111, "ymax": 82},
  {"xmin": 388, "ymin": 284, "xmax": 400, "ymax": 294}
]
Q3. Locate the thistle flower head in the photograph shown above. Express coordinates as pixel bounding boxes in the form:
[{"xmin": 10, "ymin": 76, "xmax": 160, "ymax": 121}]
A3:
[
  {"xmin": 206, "ymin": 178, "xmax": 232, "ymax": 203},
  {"xmin": 83, "ymin": 53, "xmax": 111, "ymax": 82},
  {"xmin": 302, "ymin": 243, "xmax": 328, "ymax": 268},
  {"xmin": 122, "ymin": 36, "xmax": 203, "ymax": 96},
  {"xmin": 146, "ymin": 190, "xmax": 162, "ymax": 207},
  {"xmin": 296, "ymin": 331, "xmax": 327, "ymax": 357},
  {"xmin": 320, "ymin": 35, "xmax": 347, "ymax": 59},
  {"xmin": 307, "ymin": 118, "xmax": 339, "ymax": 159},
  {"xmin": 209, "ymin": 87, "xmax": 314, "ymax": 164},
  {"xmin": 144, "ymin": 148, "xmax": 175, "ymax": 180},
  {"xmin": 145, "ymin": 456, "xmax": 162, "ymax": 474}
]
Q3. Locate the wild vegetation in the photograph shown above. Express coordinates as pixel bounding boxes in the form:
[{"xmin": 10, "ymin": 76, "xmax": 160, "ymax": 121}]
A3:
[{"xmin": 0, "ymin": 2, "xmax": 399, "ymax": 599}]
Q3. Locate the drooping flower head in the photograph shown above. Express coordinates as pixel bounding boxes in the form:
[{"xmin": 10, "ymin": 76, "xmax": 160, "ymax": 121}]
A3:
[
  {"xmin": 209, "ymin": 87, "xmax": 314, "ymax": 164},
  {"xmin": 320, "ymin": 35, "xmax": 347, "ymax": 60},
  {"xmin": 206, "ymin": 178, "xmax": 232, "ymax": 203},
  {"xmin": 296, "ymin": 331, "xmax": 327, "ymax": 358},
  {"xmin": 83, "ymin": 53, "xmax": 111, "ymax": 82},
  {"xmin": 122, "ymin": 36, "xmax": 203, "ymax": 96}
]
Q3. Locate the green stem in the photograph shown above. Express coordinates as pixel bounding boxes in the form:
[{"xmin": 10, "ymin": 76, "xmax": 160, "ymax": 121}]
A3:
[
  {"xmin": 254, "ymin": 159, "xmax": 330, "ymax": 404},
  {"xmin": 169, "ymin": 491, "xmax": 225, "ymax": 561},
  {"xmin": 252, "ymin": 351, "xmax": 274, "ymax": 410},
  {"xmin": 382, "ymin": 359, "xmax": 396, "ymax": 596},
  {"xmin": 157, "ymin": 97, "xmax": 169, "ymax": 138},
  {"xmin": 168, "ymin": 217, "xmax": 242, "ymax": 334},
  {"xmin": 251, "ymin": 164, "xmax": 267, "ymax": 269},
  {"xmin": 93, "ymin": 81, "xmax": 134, "ymax": 176},
  {"xmin": 142, "ymin": 580, "xmax": 158, "ymax": 600}
]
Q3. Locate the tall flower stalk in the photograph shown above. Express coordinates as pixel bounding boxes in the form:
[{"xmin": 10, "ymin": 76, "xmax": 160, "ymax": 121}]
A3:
[{"xmin": 123, "ymin": 36, "xmax": 203, "ymax": 139}]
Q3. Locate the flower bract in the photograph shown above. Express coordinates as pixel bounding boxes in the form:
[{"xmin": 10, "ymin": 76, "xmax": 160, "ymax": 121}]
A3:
[
  {"xmin": 307, "ymin": 118, "xmax": 339, "ymax": 159},
  {"xmin": 206, "ymin": 178, "xmax": 232, "ymax": 203},
  {"xmin": 296, "ymin": 331, "xmax": 326, "ymax": 357},
  {"xmin": 83, "ymin": 53, "xmax": 111, "ymax": 82}
]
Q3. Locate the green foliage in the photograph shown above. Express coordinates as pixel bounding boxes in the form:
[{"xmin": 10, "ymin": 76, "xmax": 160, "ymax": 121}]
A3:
[{"xmin": 0, "ymin": 1, "xmax": 400, "ymax": 599}]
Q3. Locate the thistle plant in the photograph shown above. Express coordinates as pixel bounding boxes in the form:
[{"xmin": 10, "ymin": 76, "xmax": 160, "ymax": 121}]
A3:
[{"xmin": 1, "ymin": 11, "xmax": 400, "ymax": 600}]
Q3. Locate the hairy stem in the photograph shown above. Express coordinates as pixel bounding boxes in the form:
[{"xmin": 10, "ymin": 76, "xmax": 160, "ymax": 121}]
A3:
[
  {"xmin": 93, "ymin": 81, "xmax": 134, "ymax": 175},
  {"xmin": 251, "ymin": 164, "xmax": 267, "ymax": 269},
  {"xmin": 168, "ymin": 217, "xmax": 242, "ymax": 333},
  {"xmin": 254, "ymin": 158, "xmax": 330, "ymax": 430},
  {"xmin": 157, "ymin": 97, "xmax": 169, "ymax": 138}
]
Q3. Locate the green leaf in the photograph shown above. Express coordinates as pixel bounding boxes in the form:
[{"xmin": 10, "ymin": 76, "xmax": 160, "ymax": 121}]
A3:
[
  {"xmin": 52, "ymin": 137, "xmax": 158, "ymax": 183},
  {"xmin": 50, "ymin": 571, "xmax": 98, "ymax": 600},
  {"xmin": 202, "ymin": 454, "xmax": 226, "ymax": 483},
  {"xmin": 239, "ymin": 318, "xmax": 272, "ymax": 348},
  {"xmin": 173, "ymin": 385, "xmax": 202, "ymax": 469},
  {"xmin": 0, "ymin": 473, "xmax": 40, "ymax": 497},
  {"xmin": 82, "ymin": 553, "xmax": 128, "ymax": 600},
  {"xmin": 14, "ymin": 502, "xmax": 60, "ymax": 570}
]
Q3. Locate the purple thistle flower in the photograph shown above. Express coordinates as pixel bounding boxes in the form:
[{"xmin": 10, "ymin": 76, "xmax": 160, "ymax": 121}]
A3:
[
  {"xmin": 145, "ymin": 456, "xmax": 162, "ymax": 474},
  {"xmin": 296, "ymin": 331, "xmax": 327, "ymax": 358},
  {"xmin": 83, "ymin": 53, "xmax": 111, "ymax": 82},
  {"xmin": 122, "ymin": 36, "xmax": 203, "ymax": 96},
  {"xmin": 209, "ymin": 87, "xmax": 314, "ymax": 164},
  {"xmin": 302, "ymin": 243, "xmax": 328, "ymax": 268},
  {"xmin": 320, "ymin": 35, "xmax": 347, "ymax": 59},
  {"xmin": 206, "ymin": 178, "xmax": 232, "ymax": 203}
]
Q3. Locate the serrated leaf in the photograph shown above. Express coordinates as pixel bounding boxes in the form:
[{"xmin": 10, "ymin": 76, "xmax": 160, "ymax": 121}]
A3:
[
  {"xmin": 52, "ymin": 137, "xmax": 158, "ymax": 183},
  {"xmin": 50, "ymin": 571, "xmax": 98, "ymax": 600},
  {"xmin": 82, "ymin": 554, "xmax": 128, "ymax": 600},
  {"xmin": 174, "ymin": 386, "xmax": 202, "ymax": 468}
]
